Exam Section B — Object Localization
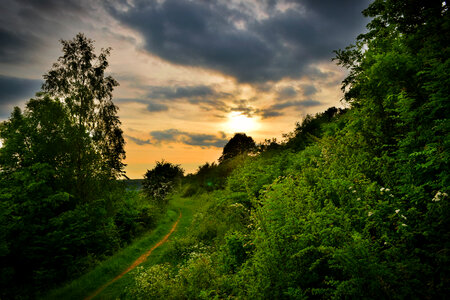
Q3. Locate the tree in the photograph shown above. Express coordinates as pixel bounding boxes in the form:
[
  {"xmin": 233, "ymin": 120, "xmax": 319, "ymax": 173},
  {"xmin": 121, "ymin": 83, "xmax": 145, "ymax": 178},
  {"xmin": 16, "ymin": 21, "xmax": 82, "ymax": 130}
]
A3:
[
  {"xmin": 143, "ymin": 161, "xmax": 184, "ymax": 205},
  {"xmin": 0, "ymin": 34, "xmax": 126, "ymax": 297},
  {"xmin": 331, "ymin": 1, "xmax": 450, "ymax": 296},
  {"xmin": 219, "ymin": 133, "xmax": 256, "ymax": 162},
  {"xmin": 42, "ymin": 33, "xmax": 126, "ymax": 200},
  {"xmin": 333, "ymin": 0, "xmax": 449, "ymax": 187}
]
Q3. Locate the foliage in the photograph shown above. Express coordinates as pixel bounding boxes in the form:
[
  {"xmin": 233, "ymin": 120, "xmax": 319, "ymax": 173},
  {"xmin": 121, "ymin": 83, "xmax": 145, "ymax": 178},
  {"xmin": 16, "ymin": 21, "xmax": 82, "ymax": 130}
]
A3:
[
  {"xmin": 42, "ymin": 33, "xmax": 125, "ymax": 181},
  {"xmin": 143, "ymin": 161, "xmax": 184, "ymax": 206},
  {"xmin": 125, "ymin": 1, "xmax": 449, "ymax": 298},
  {"xmin": 0, "ymin": 35, "xmax": 155, "ymax": 299},
  {"xmin": 219, "ymin": 133, "xmax": 256, "ymax": 162},
  {"xmin": 285, "ymin": 107, "xmax": 347, "ymax": 150},
  {"xmin": 2, "ymin": 1, "xmax": 449, "ymax": 298},
  {"xmin": 183, "ymin": 154, "xmax": 248, "ymax": 194}
]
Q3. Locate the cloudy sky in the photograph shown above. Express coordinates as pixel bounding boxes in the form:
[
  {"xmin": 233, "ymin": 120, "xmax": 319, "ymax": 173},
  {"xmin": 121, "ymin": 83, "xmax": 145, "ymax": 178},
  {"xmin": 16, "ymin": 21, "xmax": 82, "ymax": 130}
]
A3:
[{"xmin": 0, "ymin": 0, "xmax": 371, "ymax": 178}]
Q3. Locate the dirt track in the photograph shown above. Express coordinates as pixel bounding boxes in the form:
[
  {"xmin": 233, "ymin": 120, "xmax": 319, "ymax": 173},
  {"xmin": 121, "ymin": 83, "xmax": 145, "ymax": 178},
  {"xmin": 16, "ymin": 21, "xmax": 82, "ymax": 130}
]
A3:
[{"xmin": 85, "ymin": 211, "xmax": 182, "ymax": 300}]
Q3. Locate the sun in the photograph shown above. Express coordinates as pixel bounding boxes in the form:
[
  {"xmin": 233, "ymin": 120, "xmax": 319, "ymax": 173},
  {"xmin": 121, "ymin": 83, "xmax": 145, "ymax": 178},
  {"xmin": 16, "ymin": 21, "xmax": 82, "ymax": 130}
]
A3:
[{"xmin": 226, "ymin": 111, "xmax": 258, "ymax": 133}]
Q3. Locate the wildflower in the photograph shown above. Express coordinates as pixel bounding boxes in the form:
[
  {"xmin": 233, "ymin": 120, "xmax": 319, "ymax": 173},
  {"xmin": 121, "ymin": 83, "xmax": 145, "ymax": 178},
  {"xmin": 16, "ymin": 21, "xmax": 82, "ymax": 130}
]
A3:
[
  {"xmin": 357, "ymin": 198, "xmax": 361, "ymax": 201},
  {"xmin": 380, "ymin": 187, "xmax": 385, "ymax": 192},
  {"xmin": 385, "ymin": 188, "xmax": 390, "ymax": 192},
  {"xmin": 389, "ymin": 194, "xmax": 394, "ymax": 198},
  {"xmin": 432, "ymin": 191, "xmax": 448, "ymax": 202},
  {"xmin": 349, "ymin": 186, "xmax": 353, "ymax": 190},
  {"xmin": 432, "ymin": 191, "xmax": 442, "ymax": 202},
  {"xmin": 368, "ymin": 211, "xmax": 373, "ymax": 217},
  {"xmin": 401, "ymin": 223, "xmax": 407, "ymax": 227},
  {"xmin": 352, "ymin": 190, "xmax": 357, "ymax": 193},
  {"xmin": 401, "ymin": 215, "xmax": 407, "ymax": 220},
  {"xmin": 395, "ymin": 209, "xmax": 400, "ymax": 214}
]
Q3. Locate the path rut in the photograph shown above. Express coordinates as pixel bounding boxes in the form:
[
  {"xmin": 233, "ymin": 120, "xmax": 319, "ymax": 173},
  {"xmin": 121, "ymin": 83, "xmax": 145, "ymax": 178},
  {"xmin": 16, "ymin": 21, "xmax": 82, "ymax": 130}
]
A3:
[{"xmin": 85, "ymin": 211, "xmax": 182, "ymax": 300}]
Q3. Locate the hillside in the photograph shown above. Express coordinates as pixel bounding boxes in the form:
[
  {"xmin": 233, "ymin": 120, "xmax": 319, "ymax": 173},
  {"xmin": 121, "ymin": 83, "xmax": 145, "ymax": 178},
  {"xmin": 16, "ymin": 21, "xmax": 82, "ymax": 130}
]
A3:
[{"xmin": 1, "ymin": 0, "xmax": 449, "ymax": 299}]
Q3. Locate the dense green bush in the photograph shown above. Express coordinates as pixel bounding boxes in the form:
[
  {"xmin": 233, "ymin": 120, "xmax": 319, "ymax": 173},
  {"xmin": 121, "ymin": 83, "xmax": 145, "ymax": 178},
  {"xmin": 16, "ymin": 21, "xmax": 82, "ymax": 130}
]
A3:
[
  {"xmin": 125, "ymin": 1, "xmax": 449, "ymax": 298},
  {"xmin": 143, "ymin": 161, "xmax": 184, "ymax": 206}
]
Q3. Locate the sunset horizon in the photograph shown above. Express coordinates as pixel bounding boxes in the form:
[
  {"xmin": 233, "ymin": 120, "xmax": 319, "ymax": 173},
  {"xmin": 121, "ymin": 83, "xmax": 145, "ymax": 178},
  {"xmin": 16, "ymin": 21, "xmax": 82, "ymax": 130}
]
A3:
[{"xmin": 0, "ymin": 0, "xmax": 371, "ymax": 178}]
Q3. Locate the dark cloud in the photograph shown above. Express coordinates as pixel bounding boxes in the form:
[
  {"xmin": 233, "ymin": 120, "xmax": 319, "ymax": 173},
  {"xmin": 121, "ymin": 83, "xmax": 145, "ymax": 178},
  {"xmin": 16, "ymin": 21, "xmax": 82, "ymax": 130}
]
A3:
[
  {"xmin": 259, "ymin": 99, "xmax": 322, "ymax": 119},
  {"xmin": 147, "ymin": 102, "xmax": 169, "ymax": 112},
  {"xmin": 146, "ymin": 85, "xmax": 231, "ymax": 112},
  {"xmin": 0, "ymin": 75, "xmax": 42, "ymax": 118},
  {"xmin": 230, "ymin": 99, "xmax": 256, "ymax": 117},
  {"xmin": 260, "ymin": 110, "xmax": 284, "ymax": 119},
  {"xmin": 15, "ymin": 0, "xmax": 85, "ymax": 13},
  {"xmin": 115, "ymin": 98, "xmax": 169, "ymax": 113},
  {"xmin": 150, "ymin": 129, "xmax": 228, "ymax": 148},
  {"xmin": 187, "ymin": 98, "xmax": 228, "ymax": 113},
  {"xmin": 125, "ymin": 135, "xmax": 152, "ymax": 145},
  {"xmin": 0, "ymin": 28, "xmax": 39, "ymax": 64},
  {"xmin": 0, "ymin": 0, "xmax": 95, "ymax": 66},
  {"xmin": 148, "ymin": 85, "xmax": 216, "ymax": 99},
  {"xmin": 277, "ymin": 86, "xmax": 297, "ymax": 99},
  {"xmin": 271, "ymin": 99, "xmax": 322, "ymax": 110},
  {"xmin": 109, "ymin": 0, "xmax": 370, "ymax": 83},
  {"xmin": 301, "ymin": 84, "xmax": 318, "ymax": 96}
]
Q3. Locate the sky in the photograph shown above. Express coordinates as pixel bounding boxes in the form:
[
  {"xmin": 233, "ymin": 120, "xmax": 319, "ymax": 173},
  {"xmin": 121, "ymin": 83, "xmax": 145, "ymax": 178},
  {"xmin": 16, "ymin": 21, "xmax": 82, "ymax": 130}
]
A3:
[{"xmin": 0, "ymin": 0, "xmax": 371, "ymax": 178}]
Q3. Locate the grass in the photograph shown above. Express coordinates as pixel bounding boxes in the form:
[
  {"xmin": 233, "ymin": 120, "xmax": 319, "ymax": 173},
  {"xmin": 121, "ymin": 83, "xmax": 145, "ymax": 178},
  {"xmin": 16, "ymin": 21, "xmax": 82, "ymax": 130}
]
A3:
[
  {"xmin": 43, "ymin": 194, "xmax": 196, "ymax": 300},
  {"xmin": 95, "ymin": 195, "xmax": 197, "ymax": 299}
]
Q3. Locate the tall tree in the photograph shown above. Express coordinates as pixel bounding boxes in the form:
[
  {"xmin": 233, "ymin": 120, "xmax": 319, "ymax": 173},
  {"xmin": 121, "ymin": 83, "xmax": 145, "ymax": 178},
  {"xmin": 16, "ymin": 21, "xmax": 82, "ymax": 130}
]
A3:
[
  {"xmin": 42, "ymin": 33, "xmax": 126, "ymax": 190},
  {"xmin": 0, "ymin": 34, "xmax": 126, "ymax": 297},
  {"xmin": 334, "ymin": 0, "xmax": 449, "ymax": 188}
]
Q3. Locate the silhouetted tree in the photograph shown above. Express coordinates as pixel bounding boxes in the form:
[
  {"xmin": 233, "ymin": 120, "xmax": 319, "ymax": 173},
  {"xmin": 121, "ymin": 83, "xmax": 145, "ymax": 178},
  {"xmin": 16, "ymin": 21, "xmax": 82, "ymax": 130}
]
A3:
[
  {"xmin": 42, "ymin": 33, "xmax": 126, "ymax": 199},
  {"xmin": 219, "ymin": 133, "xmax": 256, "ymax": 162}
]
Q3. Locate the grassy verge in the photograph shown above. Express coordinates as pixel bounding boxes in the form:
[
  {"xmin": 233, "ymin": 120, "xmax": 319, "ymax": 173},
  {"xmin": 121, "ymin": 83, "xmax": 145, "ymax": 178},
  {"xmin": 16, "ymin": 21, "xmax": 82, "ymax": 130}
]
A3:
[
  {"xmin": 95, "ymin": 195, "xmax": 197, "ymax": 299},
  {"xmin": 42, "ymin": 197, "xmax": 186, "ymax": 300}
]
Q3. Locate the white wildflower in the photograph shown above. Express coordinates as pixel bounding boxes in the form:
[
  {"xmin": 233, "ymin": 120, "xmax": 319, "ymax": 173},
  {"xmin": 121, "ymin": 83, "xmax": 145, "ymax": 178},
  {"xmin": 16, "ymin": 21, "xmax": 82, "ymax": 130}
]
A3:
[
  {"xmin": 352, "ymin": 190, "xmax": 357, "ymax": 193},
  {"xmin": 401, "ymin": 215, "xmax": 407, "ymax": 220},
  {"xmin": 385, "ymin": 188, "xmax": 390, "ymax": 192},
  {"xmin": 390, "ymin": 194, "xmax": 394, "ymax": 198},
  {"xmin": 401, "ymin": 223, "xmax": 407, "ymax": 227},
  {"xmin": 433, "ymin": 191, "xmax": 448, "ymax": 202},
  {"xmin": 395, "ymin": 209, "xmax": 400, "ymax": 214},
  {"xmin": 357, "ymin": 198, "xmax": 361, "ymax": 201},
  {"xmin": 380, "ymin": 187, "xmax": 385, "ymax": 192},
  {"xmin": 368, "ymin": 211, "xmax": 373, "ymax": 217},
  {"xmin": 432, "ymin": 191, "xmax": 442, "ymax": 202}
]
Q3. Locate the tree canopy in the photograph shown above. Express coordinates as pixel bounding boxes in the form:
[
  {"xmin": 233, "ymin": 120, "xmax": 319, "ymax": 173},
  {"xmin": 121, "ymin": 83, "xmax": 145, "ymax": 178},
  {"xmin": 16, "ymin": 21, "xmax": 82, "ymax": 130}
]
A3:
[
  {"xmin": 143, "ymin": 161, "xmax": 184, "ymax": 205},
  {"xmin": 0, "ymin": 33, "xmax": 130, "ymax": 298},
  {"xmin": 219, "ymin": 133, "xmax": 256, "ymax": 162},
  {"xmin": 43, "ymin": 33, "xmax": 126, "ymax": 181}
]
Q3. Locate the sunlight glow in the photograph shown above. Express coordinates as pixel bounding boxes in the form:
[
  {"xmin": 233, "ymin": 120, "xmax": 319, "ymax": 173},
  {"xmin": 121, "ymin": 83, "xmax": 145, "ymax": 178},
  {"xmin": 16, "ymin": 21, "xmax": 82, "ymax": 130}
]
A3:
[{"xmin": 226, "ymin": 111, "xmax": 258, "ymax": 133}]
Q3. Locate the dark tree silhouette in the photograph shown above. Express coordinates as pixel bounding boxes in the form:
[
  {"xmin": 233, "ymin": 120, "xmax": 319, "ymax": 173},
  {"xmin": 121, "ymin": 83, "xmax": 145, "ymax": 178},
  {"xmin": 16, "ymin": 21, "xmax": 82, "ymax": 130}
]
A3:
[
  {"xmin": 43, "ymin": 33, "xmax": 126, "ymax": 182},
  {"xmin": 219, "ymin": 133, "xmax": 256, "ymax": 162}
]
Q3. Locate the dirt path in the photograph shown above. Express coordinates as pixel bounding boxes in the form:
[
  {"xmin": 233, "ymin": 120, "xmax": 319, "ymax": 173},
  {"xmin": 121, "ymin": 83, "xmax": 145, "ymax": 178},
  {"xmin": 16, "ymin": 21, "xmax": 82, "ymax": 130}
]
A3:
[{"xmin": 85, "ymin": 211, "xmax": 182, "ymax": 300}]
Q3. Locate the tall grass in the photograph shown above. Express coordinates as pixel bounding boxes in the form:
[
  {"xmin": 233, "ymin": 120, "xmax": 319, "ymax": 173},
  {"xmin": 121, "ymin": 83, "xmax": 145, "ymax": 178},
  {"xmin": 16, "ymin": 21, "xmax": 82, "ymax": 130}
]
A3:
[{"xmin": 43, "ymin": 206, "xmax": 180, "ymax": 300}]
